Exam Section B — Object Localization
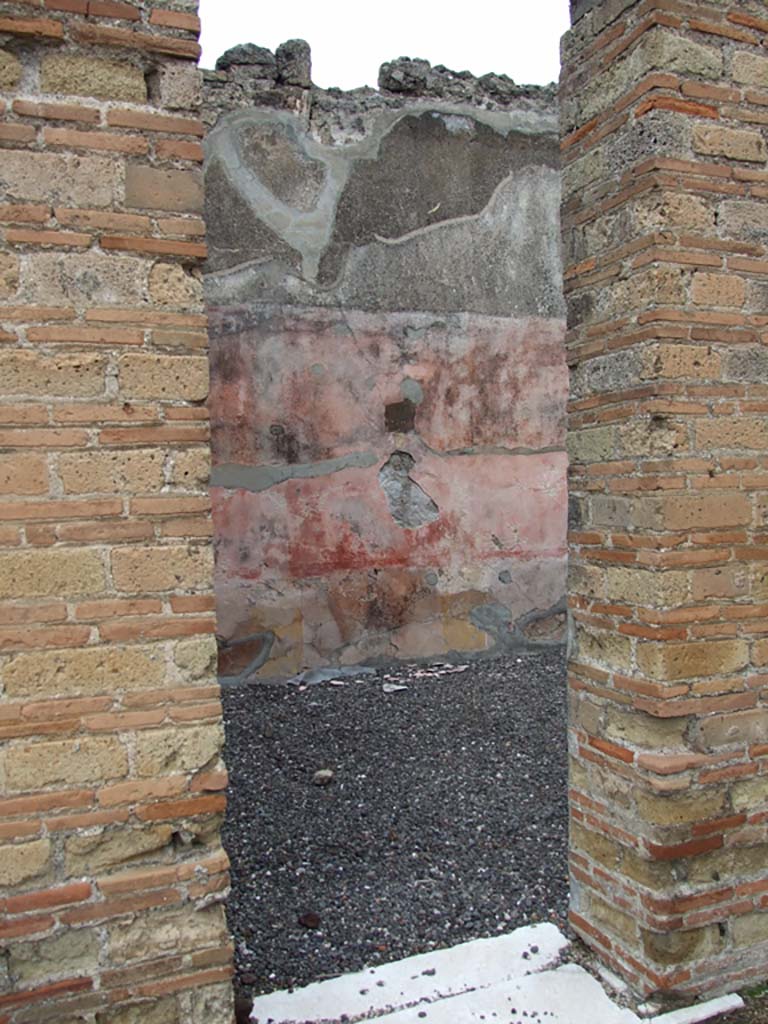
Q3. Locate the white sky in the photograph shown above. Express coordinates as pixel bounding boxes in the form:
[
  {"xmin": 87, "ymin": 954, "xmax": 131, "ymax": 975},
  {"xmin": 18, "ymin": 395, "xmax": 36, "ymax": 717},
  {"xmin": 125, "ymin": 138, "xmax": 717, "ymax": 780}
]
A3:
[{"xmin": 198, "ymin": 0, "xmax": 571, "ymax": 90}]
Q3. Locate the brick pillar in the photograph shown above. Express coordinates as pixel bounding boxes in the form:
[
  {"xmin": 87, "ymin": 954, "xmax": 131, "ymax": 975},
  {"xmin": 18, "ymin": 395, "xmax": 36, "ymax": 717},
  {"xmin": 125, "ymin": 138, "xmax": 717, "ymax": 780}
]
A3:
[
  {"xmin": 0, "ymin": 4, "xmax": 233, "ymax": 1022},
  {"xmin": 563, "ymin": 0, "xmax": 768, "ymax": 1001}
]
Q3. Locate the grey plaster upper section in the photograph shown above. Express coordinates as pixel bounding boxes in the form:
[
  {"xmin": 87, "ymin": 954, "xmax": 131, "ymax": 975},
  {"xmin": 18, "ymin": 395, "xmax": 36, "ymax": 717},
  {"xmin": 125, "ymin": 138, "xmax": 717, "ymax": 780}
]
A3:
[{"xmin": 203, "ymin": 51, "xmax": 563, "ymax": 318}]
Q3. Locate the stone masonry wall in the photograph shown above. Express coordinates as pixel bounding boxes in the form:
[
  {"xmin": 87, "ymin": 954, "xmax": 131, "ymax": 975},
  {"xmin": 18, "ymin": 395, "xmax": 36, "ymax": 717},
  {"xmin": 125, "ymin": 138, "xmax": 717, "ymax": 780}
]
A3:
[
  {"xmin": 0, "ymin": 4, "xmax": 233, "ymax": 1022},
  {"xmin": 203, "ymin": 50, "xmax": 568, "ymax": 679},
  {"xmin": 563, "ymin": 0, "xmax": 768, "ymax": 1001}
]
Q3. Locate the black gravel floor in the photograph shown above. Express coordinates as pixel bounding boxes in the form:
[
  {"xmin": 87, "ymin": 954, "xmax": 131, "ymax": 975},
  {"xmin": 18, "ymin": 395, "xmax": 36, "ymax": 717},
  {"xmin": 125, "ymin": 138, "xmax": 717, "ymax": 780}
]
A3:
[{"xmin": 221, "ymin": 647, "xmax": 568, "ymax": 999}]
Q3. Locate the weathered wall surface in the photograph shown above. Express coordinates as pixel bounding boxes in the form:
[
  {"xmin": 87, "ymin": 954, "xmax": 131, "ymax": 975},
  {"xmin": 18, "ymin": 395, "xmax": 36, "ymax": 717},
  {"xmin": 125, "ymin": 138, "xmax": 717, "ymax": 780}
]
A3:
[
  {"xmin": 0, "ymin": 4, "xmax": 232, "ymax": 1021},
  {"xmin": 203, "ymin": 53, "xmax": 568, "ymax": 678},
  {"xmin": 563, "ymin": 0, "xmax": 768, "ymax": 1001}
]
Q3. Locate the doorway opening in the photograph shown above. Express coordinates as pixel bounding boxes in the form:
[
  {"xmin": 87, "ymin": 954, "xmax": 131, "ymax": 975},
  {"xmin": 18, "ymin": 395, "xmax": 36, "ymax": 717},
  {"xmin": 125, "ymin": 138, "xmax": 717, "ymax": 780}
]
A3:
[{"xmin": 202, "ymin": 43, "xmax": 570, "ymax": 1000}]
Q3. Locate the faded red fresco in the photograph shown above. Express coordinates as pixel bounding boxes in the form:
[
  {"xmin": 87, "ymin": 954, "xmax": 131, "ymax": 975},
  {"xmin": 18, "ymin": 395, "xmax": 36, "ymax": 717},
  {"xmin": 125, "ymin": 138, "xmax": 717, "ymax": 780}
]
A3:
[
  {"xmin": 209, "ymin": 310, "xmax": 566, "ymax": 466},
  {"xmin": 209, "ymin": 309, "xmax": 568, "ymax": 676}
]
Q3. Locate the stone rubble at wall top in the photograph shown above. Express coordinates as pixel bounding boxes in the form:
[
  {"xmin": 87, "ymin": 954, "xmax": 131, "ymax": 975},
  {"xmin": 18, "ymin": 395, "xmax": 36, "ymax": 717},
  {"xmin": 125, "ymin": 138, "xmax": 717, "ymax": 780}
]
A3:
[{"xmin": 202, "ymin": 40, "xmax": 558, "ymax": 133}]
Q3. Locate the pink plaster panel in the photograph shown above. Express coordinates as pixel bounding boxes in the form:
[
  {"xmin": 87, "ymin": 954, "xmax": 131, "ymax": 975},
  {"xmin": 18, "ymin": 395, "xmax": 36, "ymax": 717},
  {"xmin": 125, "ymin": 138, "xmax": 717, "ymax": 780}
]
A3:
[
  {"xmin": 212, "ymin": 451, "xmax": 566, "ymax": 583},
  {"xmin": 208, "ymin": 310, "xmax": 567, "ymax": 467},
  {"xmin": 209, "ymin": 306, "xmax": 568, "ymax": 670}
]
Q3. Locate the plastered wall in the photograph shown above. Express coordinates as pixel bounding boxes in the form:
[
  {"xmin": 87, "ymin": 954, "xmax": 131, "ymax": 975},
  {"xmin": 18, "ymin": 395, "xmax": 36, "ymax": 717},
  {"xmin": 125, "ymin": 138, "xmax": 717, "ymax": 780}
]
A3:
[{"xmin": 203, "ymin": 50, "xmax": 569, "ymax": 679}]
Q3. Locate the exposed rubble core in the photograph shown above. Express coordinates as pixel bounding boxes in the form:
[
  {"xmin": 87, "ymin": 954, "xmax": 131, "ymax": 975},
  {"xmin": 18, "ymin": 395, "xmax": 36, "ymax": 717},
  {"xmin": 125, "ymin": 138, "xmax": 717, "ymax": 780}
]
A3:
[{"xmin": 203, "ymin": 47, "xmax": 556, "ymax": 136}]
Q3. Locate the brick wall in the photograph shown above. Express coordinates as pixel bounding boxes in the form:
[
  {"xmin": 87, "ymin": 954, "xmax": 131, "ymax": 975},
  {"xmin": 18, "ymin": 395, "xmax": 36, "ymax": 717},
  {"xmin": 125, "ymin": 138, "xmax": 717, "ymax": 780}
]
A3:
[
  {"xmin": 563, "ymin": 0, "xmax": 768, "ymax": 1001},
  {"xmin": 0, "ymin": 3, "xmax": 233, "ymax": 1021}
]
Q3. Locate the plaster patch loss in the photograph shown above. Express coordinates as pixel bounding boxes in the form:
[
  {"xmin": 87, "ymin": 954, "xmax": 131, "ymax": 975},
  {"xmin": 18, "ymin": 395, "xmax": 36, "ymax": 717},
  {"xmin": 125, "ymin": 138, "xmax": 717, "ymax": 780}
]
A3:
[{"xmin": 378, "ymin": 451, "xmax": 440, "ymax": 529}]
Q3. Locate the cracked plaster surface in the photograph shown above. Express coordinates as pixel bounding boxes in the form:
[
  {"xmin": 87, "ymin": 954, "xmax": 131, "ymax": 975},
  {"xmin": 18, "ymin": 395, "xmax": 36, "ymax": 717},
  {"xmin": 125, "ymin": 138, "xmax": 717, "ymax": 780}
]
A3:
[{"xmin": 204, "ymin": 88, "xmax": 568, "ymax": 673}]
